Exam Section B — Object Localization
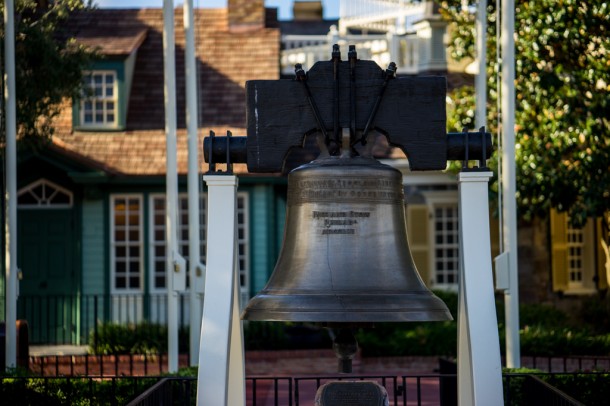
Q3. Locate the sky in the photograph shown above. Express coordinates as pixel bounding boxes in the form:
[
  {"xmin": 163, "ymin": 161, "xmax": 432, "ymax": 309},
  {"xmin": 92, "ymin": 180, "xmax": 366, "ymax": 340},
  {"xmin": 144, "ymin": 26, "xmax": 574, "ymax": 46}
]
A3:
[{"xmin": 94, "ymin": 0, "xmax": 340, "ymax": 20}]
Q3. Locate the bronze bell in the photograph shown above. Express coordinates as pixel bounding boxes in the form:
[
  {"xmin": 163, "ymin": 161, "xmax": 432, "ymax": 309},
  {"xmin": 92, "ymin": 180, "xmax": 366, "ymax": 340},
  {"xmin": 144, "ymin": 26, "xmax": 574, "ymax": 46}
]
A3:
[{"xmin": 241, "ymin": 154, "xmax": 452, "ymax": 323}]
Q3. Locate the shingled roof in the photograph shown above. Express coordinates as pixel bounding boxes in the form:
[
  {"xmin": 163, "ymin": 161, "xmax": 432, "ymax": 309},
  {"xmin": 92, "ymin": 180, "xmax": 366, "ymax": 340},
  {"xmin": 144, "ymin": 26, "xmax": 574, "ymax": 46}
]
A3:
[{"xmin": 52, "ymin": 5, "xmax": 280, "ymax": 177}]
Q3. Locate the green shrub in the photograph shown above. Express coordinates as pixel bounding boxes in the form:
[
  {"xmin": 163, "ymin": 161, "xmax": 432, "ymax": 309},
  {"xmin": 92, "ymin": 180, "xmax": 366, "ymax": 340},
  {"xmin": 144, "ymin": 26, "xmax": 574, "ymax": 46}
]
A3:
[
  {"xmin": 356, "ymin": 291, "xmax": 610, "ymax": 358},
  {"xmin": 89, "ymin": 322, "xmax": 188, "ymax": 355},
  {"xmin": 520, "ymin": 326, "xmax": 610, "ymax": 356},
  {"xmin": 88, "ymin": 291, "xmax": 610, "ymax": 358},
  {"xmin": 0, "ymin": 377, "xmax": 157, "ymax": 405},
  {"xmin": 518, "ymin": 303, "xmax": 572, "ymax": 329},
  {"xmin": 542, "ymin": 373, "xmax": 610, "ymax": 406},
  {"xmin": 356, "ymin": 321, "xmax": 457, "ymax": 357},
  {"xmin": 579, "ymin": 295, "xmax": 610, "ymax": 334}
]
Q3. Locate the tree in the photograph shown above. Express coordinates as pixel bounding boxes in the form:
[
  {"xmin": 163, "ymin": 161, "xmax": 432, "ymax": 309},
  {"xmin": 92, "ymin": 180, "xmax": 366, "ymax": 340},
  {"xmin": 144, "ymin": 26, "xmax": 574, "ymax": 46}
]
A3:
[
  {"xmin": 1, "ymin": 0, "xmax": 95, "ymax": 145},
  {"xmin": 440, "ymin": 0, "xmax": 609, "ymax": 232}
]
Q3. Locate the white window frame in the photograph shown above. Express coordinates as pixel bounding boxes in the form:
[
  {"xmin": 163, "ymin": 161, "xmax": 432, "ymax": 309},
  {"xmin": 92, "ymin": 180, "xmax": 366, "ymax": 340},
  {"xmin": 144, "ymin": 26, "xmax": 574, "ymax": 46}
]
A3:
[
  {"xmin": 422, "ymin": 190, "xmax": 460, "ymax": 291},
  {"xmin": 565, "ymin": 219, "xmax": 596, "ymax": 295},
  {"xmin": 81, "ymin": 70, "xmax": 118, "ymax": 129},
  {"xmin": 17, "ymin": 178, "xmax": 73, "ymax": 209},
  {"xmin": 148, "ymin": 192, "xmax": 250, "ymax": 303},
  {"xmin": 110, "ymin": 194, "xmax": 144, "ymax": 293},
  {"xmin": 149, "ymin": 193, "xmax": 205, "ymax": 293}
]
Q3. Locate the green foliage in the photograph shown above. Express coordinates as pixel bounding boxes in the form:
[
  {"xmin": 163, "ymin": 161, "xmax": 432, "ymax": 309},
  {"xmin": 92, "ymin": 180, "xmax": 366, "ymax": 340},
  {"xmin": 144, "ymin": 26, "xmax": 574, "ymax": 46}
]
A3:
[
  {"xmin": 0, "ymin": 376, "xmax": 157, "ymax": 406},
  {"xmin": 0, "ymin": 0, "xmax": 96, "ymax": 145},
  {"xmin": 519, "ymin": 326, "xmax": 610, "ymax": 356},
  {"xmin": 357, "ymin": 321, "xmax": 458, "ymax": 357},
  {"xmin": 543, "ymin": 373, "xmax": 610, "ymax": 405},
  {"xmin": 88, "ymin": 294, "xmax": 610, "ymax": 358},
  {"xmin": 356, "ymin": 292, "xmax": 610, "ymax": 357},
  {"xmin": 579, "ymin": 295, "xmax": 610, "ymax": 334},
  {"xmin": 518, "ymin": 303, "xmax": 572, "ymax": 329},
  {"xmin": 440, "ymin": 0, "xmax": 610, "ymax": 225},
  {"xmin": 89, "ymin": 322, "xmax": 188, "ymax": 355},
  {"xmin": 355, "ymin": 290, "xmax": 458, "ymax": 357}
]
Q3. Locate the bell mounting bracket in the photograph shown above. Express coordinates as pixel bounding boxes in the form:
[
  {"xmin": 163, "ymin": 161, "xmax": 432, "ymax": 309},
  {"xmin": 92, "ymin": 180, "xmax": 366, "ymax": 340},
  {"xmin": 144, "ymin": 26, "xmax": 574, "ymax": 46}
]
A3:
[{"xmin": 204, "ymin": 45, "xmax": 492, "ymax": 173}]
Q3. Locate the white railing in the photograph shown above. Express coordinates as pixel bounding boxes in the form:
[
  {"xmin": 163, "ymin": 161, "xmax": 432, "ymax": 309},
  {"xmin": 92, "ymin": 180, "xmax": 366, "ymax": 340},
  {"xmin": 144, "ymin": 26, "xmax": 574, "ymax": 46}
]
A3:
[
  {"xmin": 339, "ymin": 0, "xmax": 426, "ymax": 34},
  {"xmin": 281, "ymin": 34, "xmax": 421, "ymax": 76}
]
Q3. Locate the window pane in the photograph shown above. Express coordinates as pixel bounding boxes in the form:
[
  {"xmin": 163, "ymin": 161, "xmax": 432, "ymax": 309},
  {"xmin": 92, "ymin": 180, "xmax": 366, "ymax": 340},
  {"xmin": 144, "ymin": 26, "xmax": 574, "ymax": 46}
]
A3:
[
  {"xmin": 115, "ymin": 214, "xmax": 126, "ymax": 226},
  {"xmin": 129, "ymin": 214, "xmax": 140, "ymax": 226},
  {"xmin": 115, "ymin": 229, "xmax": 125, "ymax": 241},
  {"xmin": 129, "ymin": 276, "xmax": 140, "ymax": 288}
]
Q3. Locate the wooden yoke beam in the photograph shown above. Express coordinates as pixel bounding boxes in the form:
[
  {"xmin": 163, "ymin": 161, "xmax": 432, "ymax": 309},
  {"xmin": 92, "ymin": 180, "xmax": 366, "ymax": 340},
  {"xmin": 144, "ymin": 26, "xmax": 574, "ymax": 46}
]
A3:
[{"xmin": 245, "ymin": 59, "xmax": 447, "ymax": 172}]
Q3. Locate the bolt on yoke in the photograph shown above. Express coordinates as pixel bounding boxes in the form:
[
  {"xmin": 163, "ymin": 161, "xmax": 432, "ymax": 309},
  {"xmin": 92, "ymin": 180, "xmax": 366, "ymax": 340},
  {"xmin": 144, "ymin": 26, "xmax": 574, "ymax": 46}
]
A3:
[{"xmin": 203, "ymin": 45, "xmax": 493, "ymax": 173}]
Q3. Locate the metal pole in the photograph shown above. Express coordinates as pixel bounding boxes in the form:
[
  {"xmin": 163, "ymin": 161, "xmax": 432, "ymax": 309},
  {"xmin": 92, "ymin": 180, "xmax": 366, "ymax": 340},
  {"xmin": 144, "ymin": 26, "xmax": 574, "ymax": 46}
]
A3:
[
  {"xmin": 475, "ymin": 0, "xmax": 487, "ymax": 129},
  {"xmin": 501, "ymin": 0, "xmax": 521, "ymax": 368},
  {"xmin": 183, "ymin": 0, "xmax": 203, "ymax": 367},
  {"xmin": 457, "ymin": 171, "xmax": 504, "ymax": 405},
  {"xmin": 163, "ymin": 0, "xmax": 179, "ymax": 373},
  {"xmin": 4, "ymin": 0, "xmax": 18, "ymax": 369}
]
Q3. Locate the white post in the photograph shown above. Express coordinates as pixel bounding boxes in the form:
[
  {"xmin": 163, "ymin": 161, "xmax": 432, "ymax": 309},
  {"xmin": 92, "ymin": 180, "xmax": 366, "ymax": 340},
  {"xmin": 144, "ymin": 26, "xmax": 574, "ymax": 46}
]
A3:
[
  {"xmin": 4, "ymin": 0, "xmax": 18, "ymax": 369},
  {"xmin": 183, "ymin": 0, "xmax": 203, "ymax": 367},
  {"xmin": 197, "ymin": 175, "xmax": 245, "ymax": 406},
  {"xmin": 500, "ymin": 0, "xmax": 521, "ymax": 368},
  {"xmin": 457, "ymin": 171, "xmax": 504, "ymax": 405},
  {"xmin": 475, "ymin": 0, "xmax": 487, "ymax": 129},
  {"xmin": 163, "ymin": 0, "xmax": 180, "ymax": 373}
]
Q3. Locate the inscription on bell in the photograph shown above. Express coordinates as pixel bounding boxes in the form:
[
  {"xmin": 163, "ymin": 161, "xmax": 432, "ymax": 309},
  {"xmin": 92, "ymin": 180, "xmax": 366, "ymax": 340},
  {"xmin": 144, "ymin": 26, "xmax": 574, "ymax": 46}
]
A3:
[
  {"xmin": 289, "ymin": 176, "xmax": 402, "ymax": 205},
  {"xmin": 313, "ymin": 210, "xmax": 371, "ymax": 235}
]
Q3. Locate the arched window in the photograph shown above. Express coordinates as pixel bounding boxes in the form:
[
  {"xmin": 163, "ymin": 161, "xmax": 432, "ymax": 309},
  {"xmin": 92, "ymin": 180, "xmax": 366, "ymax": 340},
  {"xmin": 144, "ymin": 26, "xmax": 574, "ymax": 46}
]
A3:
[{"xmin": 17, "ymin": 179, "xmax": 73, "ymax": 208}]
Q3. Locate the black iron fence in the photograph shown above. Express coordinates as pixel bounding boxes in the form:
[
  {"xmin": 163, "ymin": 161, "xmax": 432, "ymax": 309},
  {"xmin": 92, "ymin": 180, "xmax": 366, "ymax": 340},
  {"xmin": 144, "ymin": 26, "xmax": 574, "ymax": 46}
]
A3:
[
  {"xmin": 2, "ymin": 373, "xmax": 598, "ymax": 406},
  {"xmin": 25, "ymin": 353, "xmax": 610, "ymax": 379}
]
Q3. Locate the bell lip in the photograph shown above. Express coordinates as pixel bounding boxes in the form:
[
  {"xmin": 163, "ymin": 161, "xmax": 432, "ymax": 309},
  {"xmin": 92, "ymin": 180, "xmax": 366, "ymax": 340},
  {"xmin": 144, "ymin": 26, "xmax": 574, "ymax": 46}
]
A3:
[
  {"xmin": 241, "ymin": 292, "xmax": 454, "ymax": 322},
  {"xmin": 241, "ymin": 309, "xmax": 454, "ymax": 323}
]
